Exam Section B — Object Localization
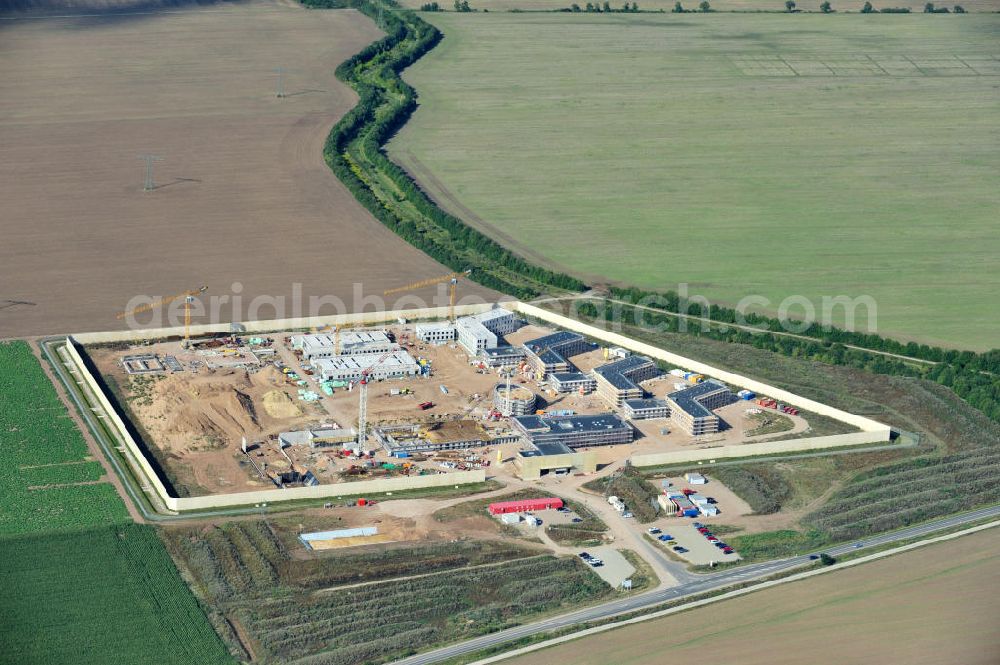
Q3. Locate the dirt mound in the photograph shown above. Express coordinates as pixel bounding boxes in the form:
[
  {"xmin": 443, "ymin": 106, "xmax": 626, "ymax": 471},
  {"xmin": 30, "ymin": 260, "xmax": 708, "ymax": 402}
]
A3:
[
  {"xmin": 132, "ymin": 368, "xmax": 307, "ymax": 455},
  {"xmin": 262, "ymin": 390, "xmax": 303, "ymax": 419}
]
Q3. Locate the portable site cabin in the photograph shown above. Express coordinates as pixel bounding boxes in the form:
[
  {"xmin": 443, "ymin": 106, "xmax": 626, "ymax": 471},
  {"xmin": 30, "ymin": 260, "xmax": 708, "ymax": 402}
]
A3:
[{"xmin": 685, "ymin": 472, "xmax": 707, "ymax": 485}]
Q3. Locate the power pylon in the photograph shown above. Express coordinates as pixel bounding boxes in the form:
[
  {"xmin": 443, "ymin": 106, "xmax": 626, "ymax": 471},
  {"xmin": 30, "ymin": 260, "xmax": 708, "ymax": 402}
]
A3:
[
  {"xmin": 275, "ymin": 66, "xmax": 286, "ymax": 98},
  {"xmin": 138, "ymin": 154, "xmax": 163, "ymax": 192}
]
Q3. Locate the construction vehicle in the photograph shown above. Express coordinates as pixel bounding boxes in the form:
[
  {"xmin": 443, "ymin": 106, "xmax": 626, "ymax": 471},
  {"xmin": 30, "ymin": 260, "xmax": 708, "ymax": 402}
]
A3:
[
  {"xmin": 116, "ymin": 286, "xmax": 207, "ymax": 347},
  {"xmin": 383, "ymin": 270, "xmax": 472, "ymax": 322}
]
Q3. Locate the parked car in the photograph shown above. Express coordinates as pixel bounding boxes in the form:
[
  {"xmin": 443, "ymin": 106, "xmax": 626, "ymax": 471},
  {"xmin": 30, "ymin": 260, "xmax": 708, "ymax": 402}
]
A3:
[
  {"xmin": 707, "ymin": 536, "xmax": 718, "ymax": 542},
  {"xmin": 571, "ymin": 517, "xmax": 583, "ymax": 523},
  {"xmin": 675, "ymin": 547, "xmax": 688, "ymax": 554},
  {"xmin": 622, "ymin": 512, "xmax": 634, "ymax": 519},
  {"xmin": 697, "ymin": 527, "xmax": 710, "ymax": 534},
  {"xmin": 658, "ymin": 535, "xmax": 671, "ymax": 541},
  {"xmin": 722, "ymin": 547, "xmax": 734, "ymax": 554},
  {"xmin": 648, "ymin": 527, "xmax": 661, "ymax": 534},
  {"xmin": 692, "ymin": 522, "xmax": 703, "ymax": 528},
  {"xmin": 578, "ymin": 552, "xmax": 591, "ymax": 559}
]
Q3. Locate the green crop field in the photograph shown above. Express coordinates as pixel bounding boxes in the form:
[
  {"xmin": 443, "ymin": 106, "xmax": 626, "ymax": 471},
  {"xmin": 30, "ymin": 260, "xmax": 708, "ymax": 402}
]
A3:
[
  {"xmin": 389, "ymin": 13, "xmax": 1000, "ymax": 350},
  {"xmin": 0, "ymin": 340, "xmax": 129, "ymax": 534},
  {"xmin": 0, "ymin": 341, "xmax": 233, "ymax": 665}
]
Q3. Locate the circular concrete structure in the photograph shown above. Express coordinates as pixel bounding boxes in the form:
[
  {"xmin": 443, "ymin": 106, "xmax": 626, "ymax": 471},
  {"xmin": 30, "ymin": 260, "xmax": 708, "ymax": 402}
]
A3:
[{"xmin": 493, "ymin": 383, "xmax": 537, "ymax": 416}]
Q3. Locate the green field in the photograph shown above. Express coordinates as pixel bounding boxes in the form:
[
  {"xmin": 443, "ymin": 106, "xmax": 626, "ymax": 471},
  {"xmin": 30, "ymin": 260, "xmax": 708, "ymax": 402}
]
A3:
[
  {"xmin": 0, "ymin": 341, "xmax": 233, "ymax": 665},
  {"xmin": 399, "ymin": 0, "xmax": 1000, "ymax": 11},
  {"xmin": 389, "ymin": 13, "xmax": 1000, "ymax": 350}
]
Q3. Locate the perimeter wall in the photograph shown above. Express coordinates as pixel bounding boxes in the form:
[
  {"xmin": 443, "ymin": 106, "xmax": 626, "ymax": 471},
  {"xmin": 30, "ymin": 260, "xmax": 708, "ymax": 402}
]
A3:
[
  {"xmin": 64, "ymin": 301, "xmax": 498, "ymax": 512},
  {"xmin": 65, "ymin": 300, "xmax": 893, "ymax": 509},
  {"xmin": 508, "ymin": 302, "xmax": 893, "ymax": 467}
]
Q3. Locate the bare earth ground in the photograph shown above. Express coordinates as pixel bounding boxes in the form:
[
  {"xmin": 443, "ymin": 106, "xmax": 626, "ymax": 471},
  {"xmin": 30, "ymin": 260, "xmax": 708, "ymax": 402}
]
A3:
[
  {"xmin": 509, "ymin": 527, "xmax": 1000, "ymax": 665},
  {"xmin": 0, "ymin": 0, "xmax": 494, "ymax": 340}
]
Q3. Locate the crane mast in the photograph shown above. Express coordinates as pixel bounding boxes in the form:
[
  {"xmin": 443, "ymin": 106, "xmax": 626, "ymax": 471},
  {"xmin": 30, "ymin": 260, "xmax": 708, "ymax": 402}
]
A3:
[
  {"xmin": 356, "ymin": 349, "xmax": 397, "ymax": 453},
  {"xmin": 383, "ymin": 270, "xmax": 472, "ymax": 322}
]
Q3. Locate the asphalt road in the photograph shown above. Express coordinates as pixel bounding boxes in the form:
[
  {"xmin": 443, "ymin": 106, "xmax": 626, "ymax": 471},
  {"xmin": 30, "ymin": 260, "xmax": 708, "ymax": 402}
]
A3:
[{"xmin": 392, "ymin": 505, "xmax": 1000, "ymax": 665}]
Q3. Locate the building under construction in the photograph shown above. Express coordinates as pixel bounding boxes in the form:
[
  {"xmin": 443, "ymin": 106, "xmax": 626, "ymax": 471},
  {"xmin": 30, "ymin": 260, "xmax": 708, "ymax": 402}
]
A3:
[
  {"xmin": 522, "ymin": 331, "xmax": 590, "ymax": 378},
  {"xmin": 278, "ymin": 427, "xmax": 357, "ymax": 449},
  {"xmin": 593, "ymin": 355, "xmax": 660, "ymax": 408},
  {"xmin": 665, "ymin": 379, "xmax": 738, "ymax": 435},
  {"xmin": 492, "ymin": 382, "xmax": 537, "ymax": 416},
  {"xmin": 291, "ymin": 331, "xmax": 396, "ymax": 360},
  {"xmin": 373, "ymin": 420, "xmax": 492, "ymax": 455},
  {"xmin": 512, "ymin": 413, "xmax": 634, "ymax": 449},
  {"xmin": 314, "ymin": 350, "xmax": 420, "ymax": 382}
]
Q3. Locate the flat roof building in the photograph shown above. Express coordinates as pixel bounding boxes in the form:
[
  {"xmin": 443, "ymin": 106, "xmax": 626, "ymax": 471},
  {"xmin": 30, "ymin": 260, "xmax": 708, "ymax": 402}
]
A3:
[
  {"xmin": 480, "ymin": 345, "xmax": 526, "ymax": 367},
  {"xmin": 593, "ymin": 355, "xmax": 660, "ymax": 408},
  {"xmin": 455, "ymin": 309, "xmax": 519, "ymax": 356},
  {"xmin": 666, "ymin": 379, "xmax": 738, "ymax": 436},
  {"xmin": 291, "ymin": 331, "xmax": 396, "ymax": 360},
  {"xmin": 414, "ymin": 322, "xmax": 456, "ymax": 344},
  {"xmin": 623, "ymin": 398, "xmax": 670, "ymax": 420},
  {"xmin": 523, "ymin": 331, "xmax": 589, "ymax": 378},
  {"xmin": 314, "ymin": 350, "xmax": 419, "ymax": 382},
  {"xmin": 514, "ymin": 446, "xmax": 598, "ymax": 479},
  {"xmin": 550, "ymin": 371, "xmax": 597, "ymax": 394},
  {"xmin": 512, "ymin": 413, "xmax": 634, "ymax": 449}
]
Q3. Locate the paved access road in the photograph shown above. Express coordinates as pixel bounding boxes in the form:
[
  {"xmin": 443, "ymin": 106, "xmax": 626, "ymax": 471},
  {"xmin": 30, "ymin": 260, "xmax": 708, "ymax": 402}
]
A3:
[{"xmin": 392, "ymin": 505, "xmax": 1000, "ymax": 665}]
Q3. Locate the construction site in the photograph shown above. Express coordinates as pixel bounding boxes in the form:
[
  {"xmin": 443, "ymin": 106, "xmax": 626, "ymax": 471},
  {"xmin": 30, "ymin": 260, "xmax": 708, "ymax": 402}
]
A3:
[{"xmin": 83, "ymin": 298, "xmax": 823, "ymax": 498}]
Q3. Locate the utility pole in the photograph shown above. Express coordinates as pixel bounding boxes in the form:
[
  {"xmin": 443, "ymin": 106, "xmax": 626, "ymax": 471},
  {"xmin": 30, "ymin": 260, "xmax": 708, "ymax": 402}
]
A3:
[
  {"xmin": 275, "ymin": 66, "xmax": 285, "ymax": 98},
  {"xmin": 138, "ymin": 154, "xmax": 162, "ymax": 192}
]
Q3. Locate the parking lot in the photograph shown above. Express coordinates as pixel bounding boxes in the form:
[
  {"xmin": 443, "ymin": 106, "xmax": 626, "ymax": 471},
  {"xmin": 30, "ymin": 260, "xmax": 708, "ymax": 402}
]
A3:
[
  {"xmin": 650, "ymin": 524, "xmax": 741, "ymax": 566},
  {"xmin": 577, "ymin": 546, "xmax": 635, "ymax": 588}
]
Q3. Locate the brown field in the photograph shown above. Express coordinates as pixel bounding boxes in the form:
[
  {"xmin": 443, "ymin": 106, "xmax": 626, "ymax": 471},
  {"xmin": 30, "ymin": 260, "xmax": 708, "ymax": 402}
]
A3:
[
  {"xmin": 509, "ymin": 527, "xmax": 1000, "ymax": 665},
  {"xmin": 0, "ymin": 0, "xmax": 493, "ymax": 340}
]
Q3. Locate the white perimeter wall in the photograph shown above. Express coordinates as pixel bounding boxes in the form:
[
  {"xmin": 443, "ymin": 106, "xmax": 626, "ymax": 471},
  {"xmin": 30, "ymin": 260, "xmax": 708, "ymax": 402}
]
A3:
[
  {"xmin": 64, "ymin": 319, "xmax": 490, "ymax": 512},
  {"xmin": 72, "ymin": 302, "xmax": 499, "ymax": 345},
  {"xmin": 507, "ymin": 302, "xmax": 893, "ymax": 467},
  {"xmin": 65, "ymin": 299, "xmax": 893, "ymax": 509}
]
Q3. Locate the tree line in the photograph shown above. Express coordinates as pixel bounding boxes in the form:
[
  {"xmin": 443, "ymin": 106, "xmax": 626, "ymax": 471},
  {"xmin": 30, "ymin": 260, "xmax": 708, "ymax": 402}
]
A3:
[
  {"xmin": 582, "ymin": 291, "xmax": 1000, "ymax": 423},
  {"xmin": 299, "ymin": 0, "xmax": 996, "ymax": 425},
  {"xmin": 300, "ymin": 0, "xmax": 584, "ymax": 299}
]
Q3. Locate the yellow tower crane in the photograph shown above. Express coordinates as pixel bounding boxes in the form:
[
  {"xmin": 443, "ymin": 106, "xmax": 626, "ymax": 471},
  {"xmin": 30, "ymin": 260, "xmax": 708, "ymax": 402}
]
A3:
[
  {"xmin": 116, "ymin": 286, "xmax": 208, "ymax": 346},
  {"xmin": 383, "ymin": 270, "xmax": 471, "ymax": 322}
]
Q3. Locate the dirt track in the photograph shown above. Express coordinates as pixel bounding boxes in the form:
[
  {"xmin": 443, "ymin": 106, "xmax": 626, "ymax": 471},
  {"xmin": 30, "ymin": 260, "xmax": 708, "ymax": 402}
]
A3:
[{"xmin": 0, "ymin": 0, "xmax": 495, "ymax": 339}]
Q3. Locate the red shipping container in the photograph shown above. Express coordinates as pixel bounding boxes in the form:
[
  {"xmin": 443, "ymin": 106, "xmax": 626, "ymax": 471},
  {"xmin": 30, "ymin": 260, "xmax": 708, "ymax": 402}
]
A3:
[{"xmin": 488, "ymin": 497, "xmax": 564, "ymax": 515}]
